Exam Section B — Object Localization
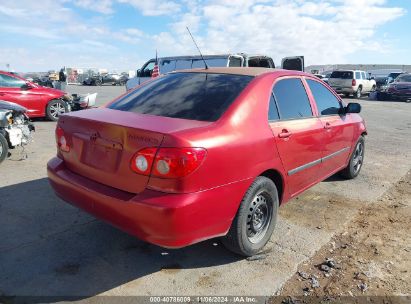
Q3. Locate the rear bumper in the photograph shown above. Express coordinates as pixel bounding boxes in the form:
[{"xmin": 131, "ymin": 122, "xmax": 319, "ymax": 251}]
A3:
[
  {"xmin": 331, "ymin": 86, "xmax": 354, "ymax": 94},
  {"xmin": 47, "ymin": 157, "xmax": 251, "ymax": 248}
]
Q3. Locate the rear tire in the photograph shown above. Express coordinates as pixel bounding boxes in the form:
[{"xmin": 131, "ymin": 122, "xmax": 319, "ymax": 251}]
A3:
[
  {"xmin": 0, "ymin": 133, "xmax": 9, "ymax": 164},
  {"xmin": 222, "ymin": 176, "xmax": 279, "ymax": 256},
  {"xmin": 340, "ymin": 136, "xmax": 365, "ymax": 179},
  {"xmin": 46, "ymin": 99, "xmax": 67, "ymax": 121},
  {"xmin": 356, "ymin": 86, "xmax": 362, "ymax": 99}
]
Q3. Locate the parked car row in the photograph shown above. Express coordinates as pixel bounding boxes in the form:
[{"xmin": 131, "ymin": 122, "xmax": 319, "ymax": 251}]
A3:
[
  {"xmin": 83, "ymin": 73, "xmax": 128, "ymax": 86},
  {"xmin": 313, "ymin": 69, "xmax": 410, "ymax": 102}
]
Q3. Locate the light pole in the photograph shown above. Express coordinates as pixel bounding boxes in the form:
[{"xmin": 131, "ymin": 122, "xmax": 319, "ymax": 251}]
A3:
[{"xmin": 6, "ymin": 64, "xmax": 10, "ymax": 72}]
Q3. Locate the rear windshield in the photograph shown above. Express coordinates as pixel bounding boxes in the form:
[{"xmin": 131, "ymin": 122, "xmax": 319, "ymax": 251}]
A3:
[
  {"xmin": 109, "ymin": 73, "xmax": 254, "ymax": 122},
  {"xmin": 330, "ymin": 71, "xmax": 353, "ymax": 79}
]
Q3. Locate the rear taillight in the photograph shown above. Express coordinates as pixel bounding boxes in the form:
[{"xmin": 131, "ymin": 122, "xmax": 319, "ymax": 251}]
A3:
[
  {"xmin": 130, "ymin": 147, "xmax": 156, "ymax": 175},
  {"xmin": 55, "ymin": 126, "xmax": 70, "ymax": 152},
  {"xmin": 130, "ymin": 147, "xmax": 207, "ymax": 178},
  {"xmin": 352, "ymin": 79, "xmax": 356, "ymax": 86}
]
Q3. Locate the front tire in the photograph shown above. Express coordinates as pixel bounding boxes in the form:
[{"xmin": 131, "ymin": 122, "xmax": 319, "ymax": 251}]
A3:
[
  {"xmin": 46, "ymin": 99, "xmax": 67, "ymax": 121},
  {"xmin": 0, "ymin": 133, "xmax": 9, "ymax": 164},
  {"xmin": 222, "ymin": 176, "xmax": 279, "ymax": 256},
  {"xmin": 340, "ymin": 136, "xmax": 365, "ymax": 179}
]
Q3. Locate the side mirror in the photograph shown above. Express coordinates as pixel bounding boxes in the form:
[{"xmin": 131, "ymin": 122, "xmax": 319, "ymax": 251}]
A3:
[
  {"xmin": 21, "ymin": 83, "xmax": 34, "ymax": 90},
  {"xmin": 136, "ymin": 69, "xmax": 141, "ymax": 77},
  {"xmin": 345, "ymin": 102, "xmax": 361, "ymax": 114}
]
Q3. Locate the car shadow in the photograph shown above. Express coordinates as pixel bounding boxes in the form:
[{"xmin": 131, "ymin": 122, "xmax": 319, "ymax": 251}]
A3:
[
  {"xmin": 322, "ymin": 173, "xmax": 347, "ymax": 182},
  {"xmin": 0, "ymin": 178, "xmax": 241, "ymax": 301}
]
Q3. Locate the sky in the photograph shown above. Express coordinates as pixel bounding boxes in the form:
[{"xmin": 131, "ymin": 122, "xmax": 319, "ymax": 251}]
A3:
[{"xmin": 0, "ymin": 0, "xmax": 410, "ymax": 72}]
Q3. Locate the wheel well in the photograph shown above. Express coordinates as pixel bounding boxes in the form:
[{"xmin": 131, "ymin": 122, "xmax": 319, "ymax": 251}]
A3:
[
  {"xmin": 260, "ymin": 169, "xmax": 284, "ymax": 204},
  {"xmin": 358, "ymin": 85, "xmax": 363, "ymax": 89}
]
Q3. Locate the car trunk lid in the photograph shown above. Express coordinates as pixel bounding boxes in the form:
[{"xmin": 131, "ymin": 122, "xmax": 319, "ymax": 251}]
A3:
[{"xmin": 58, "ymin": 108, "xmax": 211, "ymax": 193}]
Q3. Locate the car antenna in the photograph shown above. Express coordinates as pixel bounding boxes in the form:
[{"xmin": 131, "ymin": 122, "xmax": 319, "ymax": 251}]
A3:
[{"xmin": 186, "ymin": 26, "xmax": 208, "ymax": 70}]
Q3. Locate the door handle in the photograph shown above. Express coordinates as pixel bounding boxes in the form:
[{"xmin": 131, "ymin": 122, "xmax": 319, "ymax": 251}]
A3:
[
  {"xmin": 324, "ymin": 122, "xmax": 331, "ymax": 130},
  {"xmin": 278, "ymin": 129, "xmax": 292, "ymax": 138}
]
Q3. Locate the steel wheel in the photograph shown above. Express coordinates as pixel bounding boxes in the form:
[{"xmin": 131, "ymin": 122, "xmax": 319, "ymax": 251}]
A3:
[
  {"xmin": 246, "ymin": 191, "xmax": 272, "ymax": 244},
  {"xmin": 352, "ymin": 141, "xmax": 364, "ymax": 174}
]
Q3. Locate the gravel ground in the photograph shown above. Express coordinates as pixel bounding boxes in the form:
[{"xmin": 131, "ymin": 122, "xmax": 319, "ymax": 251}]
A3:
[
  {"xmin": 277, "ymin": 170, "xmax": 411, "ymax": 298},
  {"xmin": 0, "ymin": 85, "xmax": 410, "ymax": 298}
]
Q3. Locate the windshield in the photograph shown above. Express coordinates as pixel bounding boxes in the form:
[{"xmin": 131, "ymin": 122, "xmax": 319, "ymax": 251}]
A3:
[
  {"xmin": 330, "ymin": 71, "xmax": 353, "ymax": 79},
  {"xmin": 109, "ymin": 73, "xmax": 254, "ymax": 122}
]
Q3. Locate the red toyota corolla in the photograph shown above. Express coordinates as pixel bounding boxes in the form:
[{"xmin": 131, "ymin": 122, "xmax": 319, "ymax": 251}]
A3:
[
  {"xmin": 0, "ymin": 71, "xmax": 69, "ymax": 121},
  {"xmin": 47, "ymin": 67, "xmax": 366, "ymax": 256}
]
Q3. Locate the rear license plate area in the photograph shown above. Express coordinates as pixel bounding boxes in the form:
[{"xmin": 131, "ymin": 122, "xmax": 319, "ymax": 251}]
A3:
[{"xmin": 82, "ymin": 143, "xmax": 120, "ymax": 172}]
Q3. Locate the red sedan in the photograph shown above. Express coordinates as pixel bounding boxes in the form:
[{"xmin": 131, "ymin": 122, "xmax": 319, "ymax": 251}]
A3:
[
  {"xmin": 47, "ymin": 67, "xmax": 366, "ymax": 256},
  {"xmin": 0, "ymin": 71, "xmax": 69, "ymax": 121}
]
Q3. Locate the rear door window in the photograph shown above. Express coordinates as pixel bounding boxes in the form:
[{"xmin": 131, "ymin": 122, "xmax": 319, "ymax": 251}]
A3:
[
  {"xmin": 272, "ymin": 78, "xmax": 312, "ymax": 120},
  {"xmin": 175, "ymin": 60, "xmax": 192, "ymax": 70},
  {"xmin": 268, "ymin": 94, "xmax": 280, "ymax": 121},
  {"xmin": 205, "ymin": 58, "xmax": 229, "ymax": 67},
  {"xmin": 109, "ymin": 73, "xmax": 254, "ymax": 122},
  {"xmin": 355, "ymin": 72, "xmax": 361, "ymax": 79},
  {"xmin": 160, "ymin": 60, "xmax": 176, "ymax": 74},
  {"xmin": 307, "ymin": 79, "xmax": 342, "ymax": 116}
]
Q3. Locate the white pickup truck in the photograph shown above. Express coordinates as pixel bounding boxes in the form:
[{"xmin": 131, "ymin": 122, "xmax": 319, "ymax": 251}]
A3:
[{"xmin": 328, "ymin": 70, "xmax": 376, "ymax": 98}]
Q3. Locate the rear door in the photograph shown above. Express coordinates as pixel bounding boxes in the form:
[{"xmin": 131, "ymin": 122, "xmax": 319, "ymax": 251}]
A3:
[
  {"xmin": 305, "ymin": 78, "xmax": 354, "ymax": 177},
  {"xmin": 361, "ymin": 71, "xmax": 371, "ymax": 91},
  {"xmin": 268, "ymin": 77, "xmax": 325, "ymax": 196},
  {"xmin": 281, "ymin": 56, "xmax": 304, "ymax": 71}
]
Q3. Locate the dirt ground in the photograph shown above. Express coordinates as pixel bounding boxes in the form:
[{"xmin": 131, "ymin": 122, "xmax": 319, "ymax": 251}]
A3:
[{"xmin": 277, "ymin": 170, "xmax": 411, "ymax": 300}]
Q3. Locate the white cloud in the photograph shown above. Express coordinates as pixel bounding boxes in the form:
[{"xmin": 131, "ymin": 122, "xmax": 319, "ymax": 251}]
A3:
[
  {"xmin": 157, "ymin": 0, "xmax": 406, "ymax": 65},
  {"xmin": 117, "ymin": 0, "xmax": 180, "ymax": 16},
  {"xmin": 73, "ymin": 0, "xmax": 114, "ymax": 14},
  {"xmin": 0, "ymin": 0, "xmax": 407, "ymax": 71}
]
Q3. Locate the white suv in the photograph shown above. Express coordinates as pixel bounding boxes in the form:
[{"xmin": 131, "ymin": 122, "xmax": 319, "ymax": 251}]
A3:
[{"xmin": 328, "ymin": 70, "xmax": 376, "ymax": 98}]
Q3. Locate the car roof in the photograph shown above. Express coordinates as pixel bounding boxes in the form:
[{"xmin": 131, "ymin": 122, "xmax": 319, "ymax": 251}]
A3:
[{"xmin": 173, "ymin": 67, "xmax": 309, "ymax": 77}]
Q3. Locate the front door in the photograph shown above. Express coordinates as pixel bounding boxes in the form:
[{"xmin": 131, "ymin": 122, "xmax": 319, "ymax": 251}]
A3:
[
  {"xmin": 0, "ymin": 74, "xmax": 40, "ymax": 115},
  {"xmin": 305, "ymin": 78, "xmax": 354, "ymax": 177},
  {"xmin": 268, "ymin": 77, "xmax": 325, "ymax": 196},
  {"xmin": 138, "ymin": 60, "xmax": 155, "ymax": 85}
]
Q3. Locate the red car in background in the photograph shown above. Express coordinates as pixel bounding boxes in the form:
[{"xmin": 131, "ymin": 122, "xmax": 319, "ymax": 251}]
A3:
[
  {"xmin": 0, "ymin": 71, "xmax": 70, "ymax": 121},
  {"xmin": 387, "ymin": 73, "xmax": 411, "ymax": 102},
  {"xmin": 47, "ymin": 67, "xmax": 367, "ymax": 256}
]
